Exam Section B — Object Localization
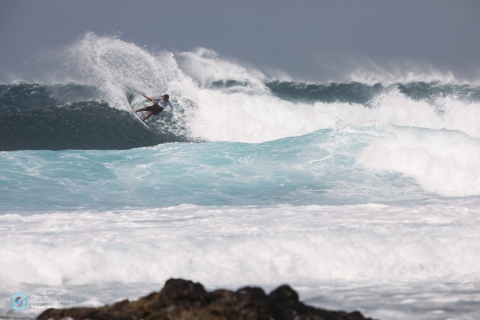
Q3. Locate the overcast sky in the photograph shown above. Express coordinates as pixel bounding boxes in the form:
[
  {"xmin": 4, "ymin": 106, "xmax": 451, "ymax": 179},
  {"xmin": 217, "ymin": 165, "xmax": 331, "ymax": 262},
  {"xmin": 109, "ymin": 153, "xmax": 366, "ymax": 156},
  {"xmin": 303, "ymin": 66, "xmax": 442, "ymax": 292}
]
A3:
[{"xmin": 1, "ymin": 0, "xmax": 479, "ymax": 83}]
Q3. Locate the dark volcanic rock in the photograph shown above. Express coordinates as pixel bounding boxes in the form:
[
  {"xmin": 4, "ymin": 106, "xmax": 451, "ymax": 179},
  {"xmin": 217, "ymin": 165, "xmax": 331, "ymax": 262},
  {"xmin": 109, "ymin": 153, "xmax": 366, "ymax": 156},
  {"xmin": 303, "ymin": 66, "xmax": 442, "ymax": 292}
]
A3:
[{"xmin": 37, "ymin": 278, "xmax": 372, "ymax": 320}]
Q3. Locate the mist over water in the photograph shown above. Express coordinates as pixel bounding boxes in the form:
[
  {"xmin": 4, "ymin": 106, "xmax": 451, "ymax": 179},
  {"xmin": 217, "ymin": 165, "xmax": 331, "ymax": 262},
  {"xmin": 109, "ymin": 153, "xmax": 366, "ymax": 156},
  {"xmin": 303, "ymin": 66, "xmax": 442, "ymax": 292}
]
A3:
[{"xmin": 2, "ymin": 33, "xmax": 480, "ymax": 319}]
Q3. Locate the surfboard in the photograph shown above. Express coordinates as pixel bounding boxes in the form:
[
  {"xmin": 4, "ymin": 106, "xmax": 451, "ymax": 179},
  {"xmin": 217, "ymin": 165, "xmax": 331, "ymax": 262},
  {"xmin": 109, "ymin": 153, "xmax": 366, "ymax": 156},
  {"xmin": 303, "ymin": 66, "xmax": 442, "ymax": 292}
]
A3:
[{"xmin": 130, "ymin": 110, "xmax": 153, "ymax": 132}]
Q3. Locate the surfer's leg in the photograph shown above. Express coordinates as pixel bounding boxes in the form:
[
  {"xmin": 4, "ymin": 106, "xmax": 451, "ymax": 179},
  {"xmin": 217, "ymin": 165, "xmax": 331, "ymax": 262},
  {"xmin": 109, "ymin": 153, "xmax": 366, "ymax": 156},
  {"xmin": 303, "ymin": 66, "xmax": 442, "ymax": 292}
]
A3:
[
  {"xmin": 142, "ymin": 111, "xmax": 154, "ymax": 122},
  {"xmin": 136, "ymin": 105, "xmax": 156, "ymax": 113}
]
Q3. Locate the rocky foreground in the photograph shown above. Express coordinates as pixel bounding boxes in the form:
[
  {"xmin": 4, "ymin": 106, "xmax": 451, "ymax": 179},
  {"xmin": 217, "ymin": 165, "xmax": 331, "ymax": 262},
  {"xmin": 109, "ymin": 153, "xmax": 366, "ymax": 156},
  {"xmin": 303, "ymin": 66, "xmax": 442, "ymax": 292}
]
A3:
[{"xmin": 37, "ymin": 278, "xmax": 372, "ymax": 320}]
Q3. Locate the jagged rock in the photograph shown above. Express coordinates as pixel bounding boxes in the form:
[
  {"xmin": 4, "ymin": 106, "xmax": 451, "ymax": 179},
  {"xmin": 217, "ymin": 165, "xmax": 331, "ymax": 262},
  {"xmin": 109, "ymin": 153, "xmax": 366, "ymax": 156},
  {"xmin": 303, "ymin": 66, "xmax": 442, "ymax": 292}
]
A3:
[{"xmin": 37, "ymin": 278, "xmax": 372, "ymax": 320}]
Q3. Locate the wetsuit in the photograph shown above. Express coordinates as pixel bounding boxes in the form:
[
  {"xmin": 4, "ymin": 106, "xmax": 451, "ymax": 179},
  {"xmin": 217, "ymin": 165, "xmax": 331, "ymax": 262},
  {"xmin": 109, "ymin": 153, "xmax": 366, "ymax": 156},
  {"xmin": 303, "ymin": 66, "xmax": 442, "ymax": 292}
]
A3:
[{"xmin": 145, "ymin": 98, "xmax": 174, "ymax": 114}]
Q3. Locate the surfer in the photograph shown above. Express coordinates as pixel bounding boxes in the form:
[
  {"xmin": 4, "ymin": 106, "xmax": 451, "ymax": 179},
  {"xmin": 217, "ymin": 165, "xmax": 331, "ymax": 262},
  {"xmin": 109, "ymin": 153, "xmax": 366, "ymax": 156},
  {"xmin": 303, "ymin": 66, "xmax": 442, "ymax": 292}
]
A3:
[{"xmin": 135, "ymin": 94, "xmax": 173, "ymax": 122}]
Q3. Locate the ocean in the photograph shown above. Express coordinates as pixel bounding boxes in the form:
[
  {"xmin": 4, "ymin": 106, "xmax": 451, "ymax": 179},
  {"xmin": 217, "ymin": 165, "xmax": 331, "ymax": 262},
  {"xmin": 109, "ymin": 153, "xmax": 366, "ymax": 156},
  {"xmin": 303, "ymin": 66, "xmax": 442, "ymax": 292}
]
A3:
[{"xmin": 1, "ymin": 33, "xmax": 480, "ymax": 319}]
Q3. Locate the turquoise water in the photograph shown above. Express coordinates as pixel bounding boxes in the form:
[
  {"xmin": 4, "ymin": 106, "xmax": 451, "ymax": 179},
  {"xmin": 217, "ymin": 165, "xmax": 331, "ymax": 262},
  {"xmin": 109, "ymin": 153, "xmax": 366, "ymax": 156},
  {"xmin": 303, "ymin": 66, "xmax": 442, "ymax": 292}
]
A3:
[{"xmin": 0, "ymin": 127, "xmax": 429, "ymax": 211}]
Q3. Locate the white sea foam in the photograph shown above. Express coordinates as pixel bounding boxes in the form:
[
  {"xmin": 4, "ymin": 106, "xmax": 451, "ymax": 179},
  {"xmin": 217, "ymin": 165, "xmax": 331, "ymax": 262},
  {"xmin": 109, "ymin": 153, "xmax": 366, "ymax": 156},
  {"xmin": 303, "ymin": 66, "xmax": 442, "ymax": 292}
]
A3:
[
  {"xmin": 358, "ymin": 126, "xmax": 480, "ymax": 197},
  {"xmin": 182, "ymin": 88, "xmax": 480, "ymax": 143},
  {"xmin": 170, "ymin": 60, "xmax": 480, "ymax": 143},
  {"xmin": 172, "ymin": 51, "xmax": 480, "ymax": 143},
  {"xmin": 1, "ymin": 202, "xmax": 479, "ymax": 290}
]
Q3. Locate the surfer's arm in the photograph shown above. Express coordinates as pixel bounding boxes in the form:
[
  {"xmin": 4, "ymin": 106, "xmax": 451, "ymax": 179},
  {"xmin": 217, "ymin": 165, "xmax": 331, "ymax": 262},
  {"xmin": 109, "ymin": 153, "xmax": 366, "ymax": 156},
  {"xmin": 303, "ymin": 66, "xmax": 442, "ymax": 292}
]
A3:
[{"xmin": 143, "ymin": 95, "xmax": 155, "ymax": 102}]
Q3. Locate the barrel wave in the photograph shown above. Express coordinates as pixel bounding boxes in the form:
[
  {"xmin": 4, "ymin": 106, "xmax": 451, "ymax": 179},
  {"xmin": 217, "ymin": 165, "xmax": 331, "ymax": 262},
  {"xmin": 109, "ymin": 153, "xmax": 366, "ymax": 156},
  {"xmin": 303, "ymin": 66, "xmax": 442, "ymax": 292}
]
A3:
[{"xmin": 1, "ymin": 33, "xmax": 480, "ymax": 320}]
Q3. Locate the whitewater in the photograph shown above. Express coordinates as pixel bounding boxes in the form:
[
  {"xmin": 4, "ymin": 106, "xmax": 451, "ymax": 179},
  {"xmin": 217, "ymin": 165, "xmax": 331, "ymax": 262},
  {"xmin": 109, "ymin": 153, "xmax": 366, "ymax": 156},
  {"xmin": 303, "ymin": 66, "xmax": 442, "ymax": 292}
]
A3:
[{"xmin": 1, "ymin": 33, "xmax": 480, "ymax": 319}]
